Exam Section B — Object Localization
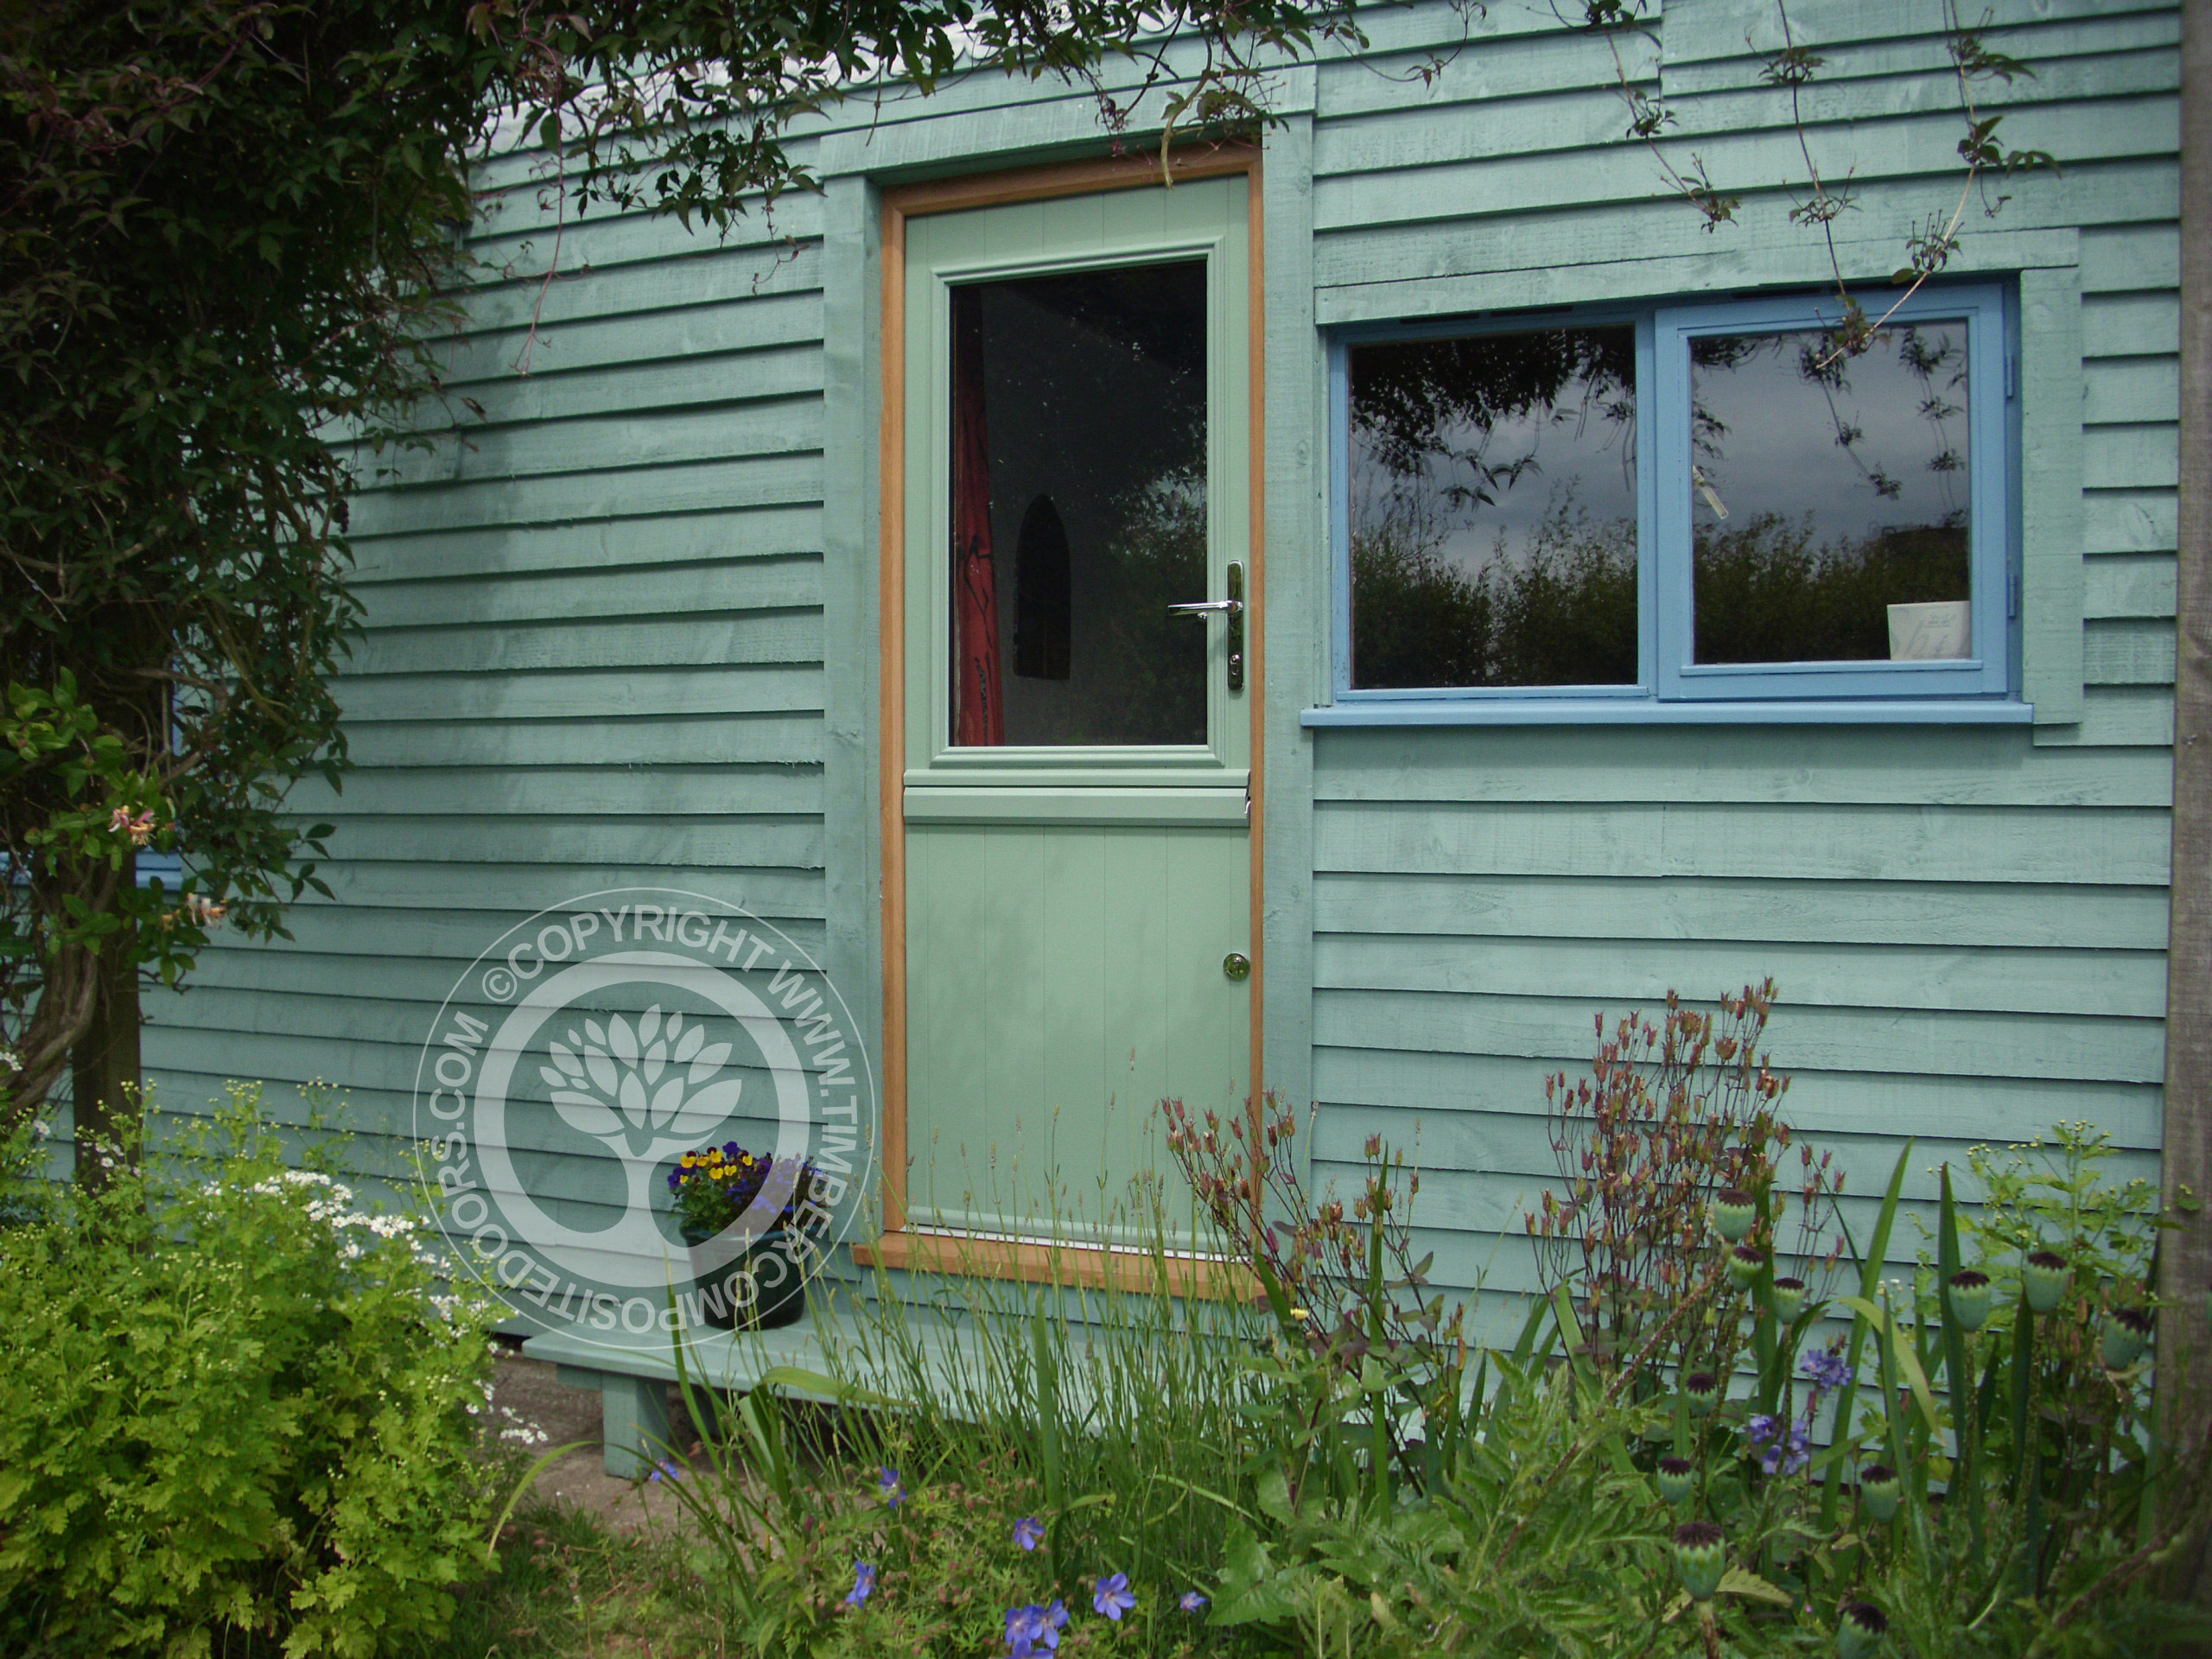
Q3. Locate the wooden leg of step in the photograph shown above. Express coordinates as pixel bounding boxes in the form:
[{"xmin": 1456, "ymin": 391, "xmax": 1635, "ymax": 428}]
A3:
[{"xmin": 599, "ymin": 1373, "xmax": 671, "ymax": 1478}]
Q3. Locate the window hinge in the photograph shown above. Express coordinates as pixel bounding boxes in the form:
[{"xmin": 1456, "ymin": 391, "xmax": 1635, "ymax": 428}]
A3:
[
  {"xmin": 2007, "ymin": 566, "xmax": 2021, "ymax": 619},
  {"xmin": 2005, "ymin": 350, "xmax": 2017, "ymax": 400}
]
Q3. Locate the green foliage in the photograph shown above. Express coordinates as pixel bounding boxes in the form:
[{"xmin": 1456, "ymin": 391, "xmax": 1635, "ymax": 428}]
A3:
[
  {"xmin": 0, "ymin": 1089, "xmax": 503, "ymax": 1657},
  {"xmin": 473, "ymin": 1044, "xmax": 2209, "ymax": 1658},
  {"xmin": 1693, "ymin": 514, "xmax": 1970, "ymax": 665},
  {"xmin": 1351, "ymin": 506, "xmax": 1638, "ymax": 689}
]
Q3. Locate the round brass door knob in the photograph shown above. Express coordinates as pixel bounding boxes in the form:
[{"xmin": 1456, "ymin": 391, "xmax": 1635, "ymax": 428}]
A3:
[{"xmin": 1223, "ymin": 952, "xmax": 1251, "ymax": 982}]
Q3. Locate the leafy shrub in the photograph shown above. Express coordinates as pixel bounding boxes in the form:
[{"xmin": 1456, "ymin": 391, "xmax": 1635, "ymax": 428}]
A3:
[{"xmin": 0, "ymin": 1092, "xmax": 501, "ymax": 1658}]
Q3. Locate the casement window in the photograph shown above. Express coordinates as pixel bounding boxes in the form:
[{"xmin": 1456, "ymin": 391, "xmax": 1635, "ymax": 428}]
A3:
[{"xmin": 1328, "ymin": 283, "xmax": 2022, "ymax": 721}]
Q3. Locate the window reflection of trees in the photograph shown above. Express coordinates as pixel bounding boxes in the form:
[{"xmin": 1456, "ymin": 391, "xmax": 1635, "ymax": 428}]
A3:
[
  {"xmin": 1346, "ymin": 317, "xmax": 1979, "ymax": 687},
  {"xmin": 1690, "ymin": 323, "xmax": 1970, "ymax": 664},
  {"xmin": 1349, "ymin": 328, "xmax": 1638, "ymax": 689}
]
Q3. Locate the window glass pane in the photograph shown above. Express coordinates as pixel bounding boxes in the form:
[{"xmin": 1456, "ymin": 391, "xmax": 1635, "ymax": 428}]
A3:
[
  {"xmin": 1689, "ymin": 321, "xmax": 1973, "ymax": 665},
  {"xmin": 1348, "ymin": 327, "xmax": 1637, "ymax": 689},
  {"xmin": 949, "ymin": 261, "xmax": 1208, "ymax": 747}
]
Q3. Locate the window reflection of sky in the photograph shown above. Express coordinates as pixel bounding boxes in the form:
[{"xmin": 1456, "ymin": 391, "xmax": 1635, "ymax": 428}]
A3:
[
  {"xmin": 1691, "ymin": 323, "xmax": 1969, "ymax": 545},
  {"xmin": 1351, "ymin": 347, "xmax": 1637, "ymax": 579}
]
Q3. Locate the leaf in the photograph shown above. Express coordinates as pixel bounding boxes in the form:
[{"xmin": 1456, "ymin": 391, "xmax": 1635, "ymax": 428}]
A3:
[
  {"xmin": 583, "ymin": 1043, "xmax": 618, "ymax": 1097},
  {"xmin": 1839, "ymin": 1296, "xmax": 1942, "ymax": 1433},
  {"xmin": 619, "ymin": 1071, "xmax": 651, "ymax": 1128},
  {"xmin": 648, "ymin": 1075, "xmax": 687, "ymax": 1128},
  {"xmin": 689, "ymin": 1042, "xmax": 732, "ymax": 1085},
  {"xmin": 1208, "ymin": 1524, "xmax": 1304, "ymax": 1628},
  {"xmin": 1718, "ymin": 1566, "xmax": 1792, "ymax": 1605},
  {"xmin": 550, "ymin": 1090, "xmax": 621, "ymax": 1141},
  {"xmin": 609, "ymin": 1014, "xmax": 639, "ymax": 1067},
  {"xmin": 663, "ymin": 1078, "xmax": 743, "ymax": 1140},
  {"xmin": 1255, "ymin": 1466, "xmax": 1294, "ymax": 1524}
]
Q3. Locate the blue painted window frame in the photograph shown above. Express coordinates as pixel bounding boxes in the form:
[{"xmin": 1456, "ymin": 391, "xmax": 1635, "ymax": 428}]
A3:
[
  {"xmin": 1326, "ymin": 283, "xmax": 2022, "ymax": 721},
  {"xmin": 1652, "ymin": 283, "xmax": 2014, "ymax": 702}
]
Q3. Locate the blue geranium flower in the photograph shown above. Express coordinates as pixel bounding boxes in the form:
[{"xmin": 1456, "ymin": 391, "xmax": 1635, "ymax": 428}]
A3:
[
  {"xmin": 1014, "ymin": 1515, "xmax": 1044, "ymax": 1552},
  {"xmin": 1180, "ymin": 1590, "xmax": 1209, "ymax": 1612},
  {"xmin": 846, "ymin": 1560, "xmax": 875, "ymax": 1605},
  {"xmin": 878, "ymin": 1465, "xmax": 904, "ymax": 1509},
  {"xmin": 1003, "ymin": 1599, "xmax": 1068, "ymax": 1657},
  {"xmin": 1093, "ymin": 1573, "xmax": 1136, "ymax": 1621}
]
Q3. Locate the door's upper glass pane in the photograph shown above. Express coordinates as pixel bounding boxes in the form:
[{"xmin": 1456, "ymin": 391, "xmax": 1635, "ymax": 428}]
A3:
[
  {"xmin": 1348, "ymin": 327, "xmax": 1638, "ymax": 689},
  {"xmin": 949, "ymin": 261, "xmax": 1209, "ymax": 747},
  {"xmin": 1689, "ymin": 322, "xmax": 1973, "ymax": 665}
]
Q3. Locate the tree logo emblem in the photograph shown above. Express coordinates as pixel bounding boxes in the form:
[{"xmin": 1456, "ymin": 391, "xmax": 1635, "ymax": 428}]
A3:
[{"xmin": 414, "ymin": 889, "xmax": 875, "ymax": 1349}]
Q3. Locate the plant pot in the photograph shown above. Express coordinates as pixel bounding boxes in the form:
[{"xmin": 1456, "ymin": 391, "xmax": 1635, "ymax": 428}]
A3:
[{"xmin": 679, "ymin": 1225, "xmax": 807, "ymax": 1332}]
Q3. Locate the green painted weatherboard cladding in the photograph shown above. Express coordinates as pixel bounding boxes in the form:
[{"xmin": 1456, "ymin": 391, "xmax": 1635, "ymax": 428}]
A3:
[{"xmin": 135, "ymin": 0, "xmax": 2177, "ymax": 1303}]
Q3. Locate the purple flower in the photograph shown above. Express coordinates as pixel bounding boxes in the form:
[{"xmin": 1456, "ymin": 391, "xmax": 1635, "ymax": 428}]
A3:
[
  {"xmin": 1094, "ymin": 1573, "xmax": 1136, "ymax": 1621},
  {"xmin": 1014, "ymin": 1515, "xmax": 1045, "ymax": 1552},
  {"xmin": 1802, "ymin": 1349, "xmax": 1853, "ymax": 1392},
  {"xmin": 878, "ymin": 1465, "xmax": 904, "ymax": 1509},
  {"xmin": 667, "ymin": 1170, "xmax": 682, "ymax": 1191},
  {"xmin": 846, "ymin": 1561, "xmax": 875, "ymax": 1606},
  {"xmin": 1748, "ymin": 1412, "xmax": 1812, "ymax": 1476},
  {"xmin": 1004, "ymin": 1601, "xmax": 1068, "ymax": 1657},
  {"xmin": 646, "ymin": 1457, "xmax": 682, "ymax": 1484},
  {"xmin": 1180, "ymin": 1590, "xmax": 1208, "ymax": 1612}
]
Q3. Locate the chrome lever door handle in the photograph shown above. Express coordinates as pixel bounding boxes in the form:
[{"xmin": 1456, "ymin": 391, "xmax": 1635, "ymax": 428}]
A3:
[{"xmin": 1165, "ymin": 562, "xmax": 1245, "ymax": 693}]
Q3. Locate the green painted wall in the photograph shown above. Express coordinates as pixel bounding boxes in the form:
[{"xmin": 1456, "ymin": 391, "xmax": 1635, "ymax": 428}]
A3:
[{"xmin": 134, "ymin": 0, "xmax": 2178, "ymax": 1300}]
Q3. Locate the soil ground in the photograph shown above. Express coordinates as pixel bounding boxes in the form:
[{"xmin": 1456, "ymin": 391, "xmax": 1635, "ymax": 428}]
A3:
[{"xmin": 484, "ymin": 1343, "xmax": 712, "ymax": 1535}]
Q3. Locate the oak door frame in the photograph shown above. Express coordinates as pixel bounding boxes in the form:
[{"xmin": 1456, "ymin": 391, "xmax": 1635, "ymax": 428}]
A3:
[{"xmin": 865, "ymin": 143, "xmax": 1266, "ymax": 1290}]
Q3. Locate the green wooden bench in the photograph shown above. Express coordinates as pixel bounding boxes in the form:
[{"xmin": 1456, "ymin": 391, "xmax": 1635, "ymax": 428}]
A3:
[
  {"xmin": 520, "ymin": 1313, "xmax": 840, "ymax": 1478},
  {"xmin": 519, "ymin": 1294, "xmax": 1113, "ymax": 1477}
]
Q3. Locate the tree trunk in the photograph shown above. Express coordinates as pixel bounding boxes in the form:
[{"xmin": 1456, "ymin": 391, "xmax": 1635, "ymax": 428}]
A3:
[
  {"xmin": 2163, "ymin": 0, "xmax": 2212, "ymax": 1618},
  {"xmin": 68, "ymin": 852, "xmax": 143, "ymax": 1185}
]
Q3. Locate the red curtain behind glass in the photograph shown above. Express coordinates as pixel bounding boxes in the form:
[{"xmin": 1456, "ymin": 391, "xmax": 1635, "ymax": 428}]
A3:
[{"xmin": 951, "ymin": 289, "xmax": 1003, "ymax": 747}]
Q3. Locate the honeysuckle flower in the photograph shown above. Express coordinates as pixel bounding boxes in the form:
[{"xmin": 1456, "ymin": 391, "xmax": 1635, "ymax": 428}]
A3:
[
  {"xmin": 1179, "ymin": 1591, "xmax": 1208, "ymax": 1612},
  {"xmin": 878, "ymin": 1465, "xmax": 905, "ymax": 1508},
  {"xmin": 1014, "ymin": 1515, "xmax": 1044, "ymax": 1551},
  {"xmin": 846, "ymin": 1560, "xmax": 875, "ymax": 1606},
  {"xmin": 1093, "ymin": 1573, "xmax": 1135, "ymax": 1620}
]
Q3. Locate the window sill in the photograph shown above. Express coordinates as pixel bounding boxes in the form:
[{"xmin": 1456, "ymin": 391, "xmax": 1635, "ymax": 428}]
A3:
[{"xmin": 1302, "ymin": 699, "xmax": 2036, "ymax": 728}]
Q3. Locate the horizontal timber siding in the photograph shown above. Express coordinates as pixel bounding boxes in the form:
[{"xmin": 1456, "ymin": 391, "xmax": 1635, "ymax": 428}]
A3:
[
  {"xmin": 140, "ymin": 143, "xmax": 835, "ymax": 1243},
  {"xmin": 1305, "ymin": 0, "xmax": 2177, "ymax": 1296}
]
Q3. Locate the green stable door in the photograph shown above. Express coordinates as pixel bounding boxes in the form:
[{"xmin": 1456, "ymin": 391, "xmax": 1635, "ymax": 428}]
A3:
[{"xmin": 900, "ymin": 177, "xmax": 1254, "ymax": 1245}]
